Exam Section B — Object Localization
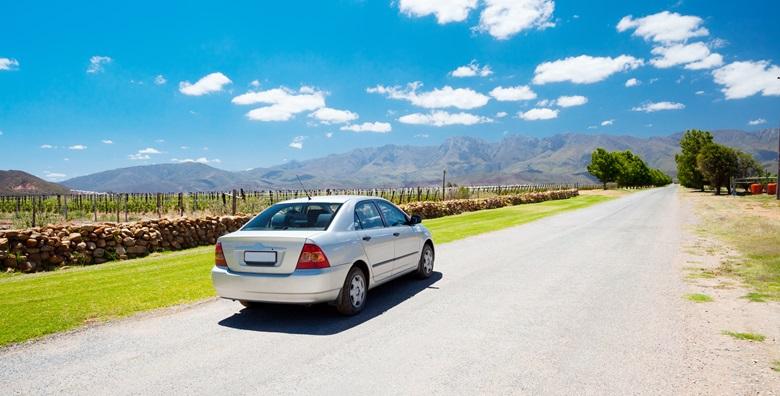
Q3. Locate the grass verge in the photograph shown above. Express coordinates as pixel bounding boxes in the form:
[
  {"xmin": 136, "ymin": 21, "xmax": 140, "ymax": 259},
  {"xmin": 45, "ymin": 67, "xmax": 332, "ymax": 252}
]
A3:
[
  {"xmin": 685, "ymin": 293, "xmax": 713, "ymax": 303},
  {"xmin": 722, "ymin": 330, "xmax": 766, "ymax": 342},
  {"xmin": 0, "ymin": 193, "xmax": 617, "ymax": 347}
]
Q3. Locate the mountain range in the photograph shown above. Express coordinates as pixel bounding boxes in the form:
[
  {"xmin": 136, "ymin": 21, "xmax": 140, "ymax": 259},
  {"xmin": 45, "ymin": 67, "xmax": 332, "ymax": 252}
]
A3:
[
  {"xmin": 0, "ymin": 170, "xmax": 71, "ymax": 195},
  {"xmin": 43, "ymin": 128, "xmax": 780, "ymax": 192}
]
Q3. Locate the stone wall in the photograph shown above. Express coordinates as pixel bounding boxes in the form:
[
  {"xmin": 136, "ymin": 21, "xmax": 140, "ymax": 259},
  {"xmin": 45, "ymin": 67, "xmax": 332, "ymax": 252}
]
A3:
[{"xmin": 0, "ymin": 215, "xmax": 252, "ymax": 273}]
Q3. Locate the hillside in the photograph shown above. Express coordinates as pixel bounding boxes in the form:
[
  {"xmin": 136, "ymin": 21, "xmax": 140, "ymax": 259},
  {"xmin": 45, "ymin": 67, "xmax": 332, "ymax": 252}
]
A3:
[
  {"xmin": 59, "ymin": 129, "xmax": 778, "ymax": 192},
  {"xmin": 0, "ymin": 170, "xmax": 71, "ymax": 195}
]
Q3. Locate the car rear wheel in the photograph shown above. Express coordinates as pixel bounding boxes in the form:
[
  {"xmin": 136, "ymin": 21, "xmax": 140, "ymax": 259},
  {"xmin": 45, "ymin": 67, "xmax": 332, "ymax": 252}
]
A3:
[
  {"xmin": 239, "ymin": 300, "xmax": 260, "ymax": 309},
  {"xmin": 336, "ymin": 266, "xmax": 367, "ymax": 315},
  {"xmin": 415, "ymin": 243, "xmax": 434, "ymax": 279}
]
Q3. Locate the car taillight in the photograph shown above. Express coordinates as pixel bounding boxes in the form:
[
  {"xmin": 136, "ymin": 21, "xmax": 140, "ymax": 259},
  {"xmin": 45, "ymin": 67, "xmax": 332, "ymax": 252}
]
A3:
[
  {"xmin": 215, "ymin": 242, "xmax": 227, "ymax": 268},
  {"xmin": 296, "ymin": 243, "xmax": 330, "ymax": 269}
]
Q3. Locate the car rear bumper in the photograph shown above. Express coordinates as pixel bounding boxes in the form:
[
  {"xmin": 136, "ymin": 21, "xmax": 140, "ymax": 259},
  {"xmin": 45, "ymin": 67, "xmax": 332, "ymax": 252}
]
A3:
[{"xmin": 211, "ymin": 264, "xmax": 349, "ymax": 304}]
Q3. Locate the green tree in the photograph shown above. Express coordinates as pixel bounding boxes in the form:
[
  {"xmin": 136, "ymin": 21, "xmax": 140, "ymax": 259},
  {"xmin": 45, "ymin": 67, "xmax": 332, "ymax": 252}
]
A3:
[
  {"xmin": 649, "ymin": 168, "xmax": 673, "ymax": 186},
  {"xmin": 614, "ymin": 150, "xmax": 652, "ymax": 187},
  {"xmin": 696, "ymin": 143, "xmax": 739, "ymax": 195},
  {"xmin": 587, "ymin": 148, "xmax": 620, "ymax": 189},
  {"xmin": 676, "ymin": 129, "xmax": 714, "ymax": 190}
]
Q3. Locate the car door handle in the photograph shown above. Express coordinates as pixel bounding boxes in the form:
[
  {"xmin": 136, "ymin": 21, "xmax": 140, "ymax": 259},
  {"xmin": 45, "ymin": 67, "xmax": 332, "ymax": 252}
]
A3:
[
  {"xmin": 393, "ymin": 232, "xmax": 400, "ymax": 237},
  {"xmin": 362, "ymin": 236, "xmax": 372, "ymax": 241}
]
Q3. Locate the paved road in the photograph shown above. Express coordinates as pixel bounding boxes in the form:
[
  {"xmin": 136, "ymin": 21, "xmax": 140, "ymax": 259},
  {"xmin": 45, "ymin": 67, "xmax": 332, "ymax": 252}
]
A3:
[{"xmin": 1, "ymin": 186, "xmax": 688, "ymax": 395}]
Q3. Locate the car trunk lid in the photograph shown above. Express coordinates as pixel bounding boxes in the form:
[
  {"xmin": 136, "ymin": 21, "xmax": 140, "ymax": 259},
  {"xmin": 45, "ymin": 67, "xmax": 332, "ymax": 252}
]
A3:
[{"xmin": 219, "ymin": 230, "xmax": 323, "ymax": 274}]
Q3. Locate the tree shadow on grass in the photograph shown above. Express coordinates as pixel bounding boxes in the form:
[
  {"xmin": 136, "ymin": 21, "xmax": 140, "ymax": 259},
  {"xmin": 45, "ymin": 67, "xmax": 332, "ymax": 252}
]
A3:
[{"xmin": 217, "ymin": 271, "xmax": 442, "ymax": 335}]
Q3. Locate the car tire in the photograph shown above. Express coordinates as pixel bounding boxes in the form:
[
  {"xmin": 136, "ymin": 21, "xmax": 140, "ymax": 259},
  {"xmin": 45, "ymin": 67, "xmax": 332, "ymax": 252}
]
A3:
[
  {"xmin": 415, "ymin": 243, "xmax": 434, "ymax": 279},
  {"xmin": 336, "ymin": 266, "xmax": 367, "ymax": 316}
]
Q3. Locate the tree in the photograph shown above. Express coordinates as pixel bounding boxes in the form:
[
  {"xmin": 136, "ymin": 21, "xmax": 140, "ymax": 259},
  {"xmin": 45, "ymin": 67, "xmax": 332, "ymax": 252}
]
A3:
[
  {"xmin": 614, "ymin": 150, "xmax": 652, "ymax": 187},
  {"xmin": 649, "ymin": 168, "xmax": 673, "ymax": 186},
  {"xmin": 587, "ymin": 148, "xmax": 620, "ymax": 189},
  {"xmin": 696, "ymin": 143, "xmax": 739, "ymax": 195},
  {"xmin": 676, "ymin": 129, "xmax": 714, "ymax": 190}
]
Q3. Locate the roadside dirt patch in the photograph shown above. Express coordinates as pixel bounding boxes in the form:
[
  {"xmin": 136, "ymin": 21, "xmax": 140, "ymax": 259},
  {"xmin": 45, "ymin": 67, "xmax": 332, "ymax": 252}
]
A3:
[{"xmin": 677, "ymin": 189, "xmax": 780, "ymax": 393}]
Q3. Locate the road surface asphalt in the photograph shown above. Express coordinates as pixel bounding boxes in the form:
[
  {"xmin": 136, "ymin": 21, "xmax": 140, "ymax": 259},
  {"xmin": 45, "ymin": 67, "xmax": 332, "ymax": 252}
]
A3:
[{"xmin": 1, "ymin": 186, "xmax": 689, "ymax": 395}]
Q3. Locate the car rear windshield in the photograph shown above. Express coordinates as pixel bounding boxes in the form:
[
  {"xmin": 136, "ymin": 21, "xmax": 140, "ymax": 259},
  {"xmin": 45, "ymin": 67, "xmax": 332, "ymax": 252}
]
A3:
[{"xmin": 242, "ymin": 203, "xmax": 342, "ymax": 231}]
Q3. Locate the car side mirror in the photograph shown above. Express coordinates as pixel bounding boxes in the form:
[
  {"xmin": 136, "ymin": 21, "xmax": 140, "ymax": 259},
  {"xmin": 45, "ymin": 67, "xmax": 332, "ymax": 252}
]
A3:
[{"xmin": 409, "ymin": 214, "xmax": 422, "ymax": 225}]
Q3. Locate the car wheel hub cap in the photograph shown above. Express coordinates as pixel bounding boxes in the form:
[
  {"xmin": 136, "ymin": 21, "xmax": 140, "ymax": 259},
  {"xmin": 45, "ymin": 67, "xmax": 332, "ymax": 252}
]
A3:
[
  {"xmin": 423, "ymin": 249, "xmax": 433, "ymax": 273},
  {"xmin": 349, "ymin": 274, "xmax": 365, "ymax": 307}
]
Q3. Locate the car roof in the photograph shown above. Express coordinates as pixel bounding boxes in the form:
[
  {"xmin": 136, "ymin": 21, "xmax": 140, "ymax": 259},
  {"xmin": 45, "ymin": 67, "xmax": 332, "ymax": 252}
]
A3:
[{"xmin": 278, "ymin": 195, "xmax": 383, "ymax": 204}]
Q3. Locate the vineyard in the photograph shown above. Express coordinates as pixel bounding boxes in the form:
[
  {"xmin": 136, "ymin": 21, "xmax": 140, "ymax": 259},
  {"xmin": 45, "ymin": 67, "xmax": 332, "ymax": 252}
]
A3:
[{"xmin": 0, "ymin": 183, "xmax": 598, "ymax": 229}]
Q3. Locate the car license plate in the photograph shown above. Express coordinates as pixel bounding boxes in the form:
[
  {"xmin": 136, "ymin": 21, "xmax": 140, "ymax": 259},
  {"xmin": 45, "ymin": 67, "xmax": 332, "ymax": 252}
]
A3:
[{"xmin": 244, "ymin": 251, "xmax": 277, "ymax": 265}]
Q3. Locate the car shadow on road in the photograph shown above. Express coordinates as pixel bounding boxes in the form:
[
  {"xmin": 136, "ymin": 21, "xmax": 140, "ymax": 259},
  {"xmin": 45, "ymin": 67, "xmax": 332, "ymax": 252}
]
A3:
[{"xmin": 217, "ymin": 271, "xmax": 442, "ymax": 335}]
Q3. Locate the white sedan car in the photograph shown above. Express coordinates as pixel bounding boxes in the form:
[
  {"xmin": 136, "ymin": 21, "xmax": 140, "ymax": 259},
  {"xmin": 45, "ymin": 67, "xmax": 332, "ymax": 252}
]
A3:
[{"xmin": 211, "ymin": 195, "xmax": 435, "ymax": 315}]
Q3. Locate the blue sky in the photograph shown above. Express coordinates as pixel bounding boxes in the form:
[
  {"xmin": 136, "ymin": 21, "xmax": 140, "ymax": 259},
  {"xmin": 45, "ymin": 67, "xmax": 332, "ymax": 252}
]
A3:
[{"xmin": 1, "ymin": 0, "xmax": 779, "ymax": 181}]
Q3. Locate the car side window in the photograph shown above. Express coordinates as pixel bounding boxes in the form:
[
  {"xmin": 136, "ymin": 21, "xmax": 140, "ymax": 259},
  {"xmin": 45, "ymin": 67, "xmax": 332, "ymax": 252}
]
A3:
[
  {"xmin": 354, "ymin": 201, "xmax": 385, "ymax": 229},
  {"xmin": 375, "ymin": 201, "xmax": 408, "ymax": 227}
]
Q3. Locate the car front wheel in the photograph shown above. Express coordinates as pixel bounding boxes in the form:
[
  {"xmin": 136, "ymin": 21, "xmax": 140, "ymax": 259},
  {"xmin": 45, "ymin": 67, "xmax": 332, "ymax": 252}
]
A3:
[{"xmin": 415, "ymin": 243, "xmax": 434, "ymax": 279}]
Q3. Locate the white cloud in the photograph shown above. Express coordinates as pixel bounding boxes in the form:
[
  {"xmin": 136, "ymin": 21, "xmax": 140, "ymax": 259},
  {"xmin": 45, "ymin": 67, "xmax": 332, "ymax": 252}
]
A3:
[
  {"xmin": 556, "ymin": 95, "xmax": 588, "ymax": 107},
  {"xmin": 101, "ymin": 139, "xmax": 113, "ymax": 144},
  {"xmin": 495, "ymin": 111, "xmax": 508, "ymax": 118},
  {"xmin": 128, "ymin": 147, "xmax": 162, "ymax": 160},
  {"xmin": 712, "ymin": 60, "xmax": 780, "ymax": 100},
  {"xmin": 451, "ymin": 61, "xmax": 493, "ymax": 77},
  {"xmin": 631, "ymin": 101, "xmax": 685, "ymax": 112},
  {"xmin": 40, "ymin": 144, "xmax": 54, "ymax": 149},
  {"xmin": 154, "ymin": 75, "xmax": 167, "ymax": 85},
  {"xmin": 86, "ymin": 56, "xmax": 112, "ymax": 74},
  {"xmin": 368, "ymin": 82, "xmax": 489, "ymax": 109},
  {"xmin": 128, "ymin": 153, "xmax": 150, "ymax": 160},
  {"xmin": 233, "ymin": 86, "xmax": 326, "ymax": 121},
  {"xmin": 171, "ymin": 157, "xmax": 221, "ymax": 164},
  {"xmin": 601, "ymin": 119, "xmax": 615, "ymax": 126},
  {"xmin": 0, "ymin": 58, "xmax": 19, "ymax": 71},
  {"xmin": 695, "ymin": 90, "xmax": 705, "ymax": 95},
  {"xmin": 649, "ymin": 42, "xmax": 722, "ymax": 70},
  {"xmin": 340, "ymin": 122, "xmax": 393, "ymax": 133},
  {"xmin": 398, "ymin": 111, "xmax": 491, "ymax": 127},
  {"xmin": 477, "ymin": 0, "xmax": 555, "ymax": 40},
  {"xmin": 43, "ymin": 171, "xmax": 67, "ymax": 181},
  {"xmin": 289, "ymin": 136, "xmax": 305, "ymax": 149},
  {"xmin": 398, "ymin": 0, "xmax": 478, "ymax": 24},
  {"xmin": 617, "ymin": 11, "xmax": 709, "ymax": 44},
  {"xmin": 489, "ymin": 85, "xmax": 537, "ymax": 101},
  {"xmin": 414, "ymin": 133, "xmax": 430, "ymax": 138},
  {"xmin": 625, "ymin": 78, "xmax": 640, "ymax": 87},
  {"xmin": 179, "ymin": 72, "xmax": 232, "ymax": 96},
  {"xmin": 180, "ymin": 145, "xmax": 190, "ymax": 150},
  {"xmin": 536, "ymin": 99, "xmax": 552, "ymax": 107},
  {"xmin": 748, "ymin": 118, "xmax": 767, "ymax": 126},
  {"xmin": 518, "ymin": 108, "xmax": 558, "ymax": 120},
  {"xmin": 533, "ymin": 55, "xmax": 643, "ymax": 84},
  {"xmin": 68, "ymin": 144, "xmax": 87, "ymax": 150},
  {"xmin": 325, "ymin": 132, "xmax": 333, "ymax": 138},
  {"xmin": 309, "ymin": 107, "xmax": 359, "ymax": 124},
  {"xmin": 250, "ymin": 80, "xmax": 261, "ymax": 88},
  {"xmin": 138, "ymin": 147, "xmax": 161, "ymax": 154}
]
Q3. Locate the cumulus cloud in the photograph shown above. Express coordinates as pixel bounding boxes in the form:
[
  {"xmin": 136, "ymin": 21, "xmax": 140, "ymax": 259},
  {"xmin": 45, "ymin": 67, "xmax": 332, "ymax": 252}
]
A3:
[
  {"xmin": 625, "ymin": 78, "xmax": 640, "ymax": 87},
  {"xmin": 518, "ymin": 108, "xmax": 558, "ymax": 120},
  {"xmin": 649, "ymin": 42, "xmax": 722, "ymax": 70},
  {"xmin": 43, "ymin": 171, "xmax": 67, "ymax": 181},
  {"xmin": 748, "ymin": 118, "xmax": 767, "ymax": 126},
  {"xmin": 398, "ymin": 111, "xmax": 491, "ymax": 127},
  {"xmin": 309, "ymin": 107, "xmax": 358, "ymax": 124},
  {"xmin": 86, "ymin": 56, "xmax": 112, "ymax": 74},
  {"xmin": 171, "ymin": 157, "xmax": 221, "ymax": 164},
  {"xmin": 555, "ymin": 95, "xmax": 588, "ymax": 107},
  {"xmin": 179, "ymin": 72, "xmax": 232, "ymax": 96},
  {"xmin": 477, "ymin": 0, "xmax": 555, "ymax": 40},
  {"xmin": 631, "ymin": 101, "xmax": 685, "ymax": 112},
  {"xmin": 325, "ymin": 132, "xmax": 333, "ymax": 138},
  {"xmin": 617, "ymin": 11, "xmax": 709, "ymax": 44},
  {"xmin": 368, "ymin": 82, "xmax": 489, "ymax": 109},
  {"xmin": 489, "ymin": 85, "xmax": 537, "ymax": 101},
  {"xmin": 451, "ymin": 61, "xmax": 493, "ymax": 77},
  {"xmin": 533, "ymin": 55, "xmax": 643, "ymax": 85},
  {"xmin": 601, "ymin": 119, "xmax": 615, "ymax": 126},
  {"xmin": 0, "ymin": 58, "xmax": 19, "ymax": 71},
  {"xmin": 154, "ymin": 75, "xmax": 167, "ymax": 85},
  {"xmin": 233, "ymin": 86, "xmax": 326, "ymax": 121},
  {"xmin": 495, "ymin": 111, "xmax": 508, "ymax": 118},
  {"xmin": 289, "ymin": 136, "xmax": 305, "ymax": 149},
  {"xmin": 340, "ymin": 122, "xmax": 392, "ymax": 133},
  {"xmin": 101, "ymin": 139, "xmax": 113, "ymax": 144},
  {"xmin": 40, "ymin": 144, "xmax": 54, "ymax": 149},
  {"xmin": 712, "ymin": 60, "xmax": 780, "ymax": 100},
  {"xmin": 128, "ymin": 147, "xmax": 161, "ymax": 160},
  {"xmin": 68, "ymin": 144, "xmax": 87, "ymax": 150},
  {"xmin": 398, "ymin": 0, "xmax": 477, "ymax": 23}
]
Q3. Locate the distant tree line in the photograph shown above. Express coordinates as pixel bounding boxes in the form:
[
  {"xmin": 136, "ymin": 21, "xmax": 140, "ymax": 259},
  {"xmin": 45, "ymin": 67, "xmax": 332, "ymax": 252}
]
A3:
[
  {"xmin": 675, "ymin": 129, "xmax": 765, "ymax": 195},
  {"xmin": 587, "ymin": 148, "xmax": 673, "ymax": 189}
]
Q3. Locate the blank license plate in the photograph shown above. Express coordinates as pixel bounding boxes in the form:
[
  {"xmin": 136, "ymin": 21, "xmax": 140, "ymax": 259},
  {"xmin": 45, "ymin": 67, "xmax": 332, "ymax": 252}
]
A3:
[{"xmin": 244, "ymin": 251, "xmax": 277, "ymax": 265}]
